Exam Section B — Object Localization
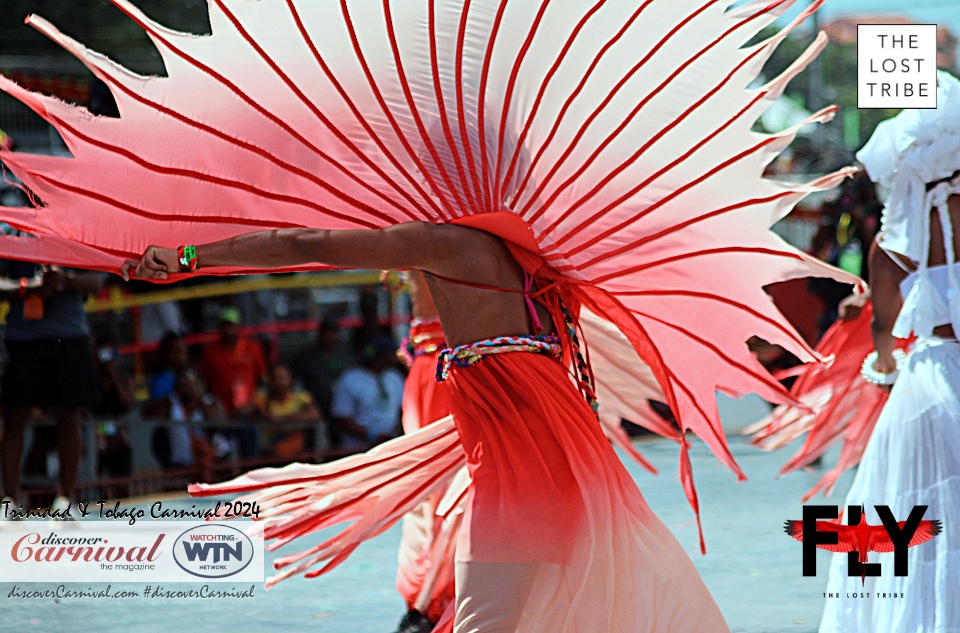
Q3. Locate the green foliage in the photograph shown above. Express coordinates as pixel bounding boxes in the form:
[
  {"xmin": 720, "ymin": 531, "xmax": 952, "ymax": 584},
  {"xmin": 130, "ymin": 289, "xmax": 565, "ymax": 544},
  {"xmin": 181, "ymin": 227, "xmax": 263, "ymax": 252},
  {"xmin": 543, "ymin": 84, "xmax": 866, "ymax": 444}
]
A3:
[
  {"xmin": 0, "ymin": 0, "xmax": 210, "ymax": 75},
  {"xmin": 757, "ymin": 26, "xmax": 899, "ymax": 152}
]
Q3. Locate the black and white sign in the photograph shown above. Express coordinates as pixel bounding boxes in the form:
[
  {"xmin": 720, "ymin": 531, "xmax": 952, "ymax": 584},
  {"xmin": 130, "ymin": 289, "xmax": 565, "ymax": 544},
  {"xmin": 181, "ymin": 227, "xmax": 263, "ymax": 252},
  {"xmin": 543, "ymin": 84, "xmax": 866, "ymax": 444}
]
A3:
[{"xmin": 858, "ymin": 24, "xmax": 937, "ymax": 109}]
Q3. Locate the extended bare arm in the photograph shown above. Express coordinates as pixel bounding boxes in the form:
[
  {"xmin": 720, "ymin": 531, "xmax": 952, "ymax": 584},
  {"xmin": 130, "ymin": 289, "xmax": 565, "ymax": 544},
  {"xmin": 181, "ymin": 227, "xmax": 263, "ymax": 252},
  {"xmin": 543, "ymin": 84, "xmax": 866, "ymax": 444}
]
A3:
[{"xmin": 121, "ymin": 222, "xmax": 464, "ymax": 281}]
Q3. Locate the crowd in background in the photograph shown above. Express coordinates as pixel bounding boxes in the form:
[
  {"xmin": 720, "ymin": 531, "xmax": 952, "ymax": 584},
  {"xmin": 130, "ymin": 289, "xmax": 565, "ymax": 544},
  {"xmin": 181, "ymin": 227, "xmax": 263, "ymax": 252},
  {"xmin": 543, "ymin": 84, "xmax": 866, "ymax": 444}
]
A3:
[
  {"xmin": 0, "ymin": 172, "xmax": 884, "ymax": 506},
  {"xmin": 0, "ymin": 76, "xmax": 884, "ymax": 505},
  {"xmin": 0, "ymin": 262, "xmax": 407, "ymax": 509}
]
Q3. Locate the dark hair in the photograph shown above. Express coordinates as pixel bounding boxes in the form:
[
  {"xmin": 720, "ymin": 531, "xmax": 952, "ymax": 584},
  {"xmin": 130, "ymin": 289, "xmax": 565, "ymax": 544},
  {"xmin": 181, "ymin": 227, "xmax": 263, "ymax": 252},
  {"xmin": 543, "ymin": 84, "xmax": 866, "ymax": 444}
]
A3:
[
  {"xmin": 158, "ymin": 331, "xmax": 184, "ymax": 358},
  {"xmin": 927, "ymin": 169, "xmax": 960, "ymax": 192}
]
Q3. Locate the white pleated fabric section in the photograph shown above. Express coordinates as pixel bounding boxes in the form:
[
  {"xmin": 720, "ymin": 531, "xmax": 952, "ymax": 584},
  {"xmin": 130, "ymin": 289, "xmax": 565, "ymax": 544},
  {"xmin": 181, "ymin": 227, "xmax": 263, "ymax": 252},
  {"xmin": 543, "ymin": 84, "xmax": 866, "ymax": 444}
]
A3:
[{"xmin": 820, "ymin": 338, "xmax": 960, "ymax": 633}]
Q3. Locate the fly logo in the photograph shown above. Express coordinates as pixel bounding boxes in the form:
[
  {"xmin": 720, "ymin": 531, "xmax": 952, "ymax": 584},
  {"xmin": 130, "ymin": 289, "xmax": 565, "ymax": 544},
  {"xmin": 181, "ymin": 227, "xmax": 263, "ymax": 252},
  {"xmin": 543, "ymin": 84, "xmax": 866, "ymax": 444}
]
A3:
[
  {"xmin": 173, "ymin": 525, "xmax": 254, "ymax": 579},
  {"xmin": 785, "ymin": 505, "xmax": 941, "ymax": 584}
]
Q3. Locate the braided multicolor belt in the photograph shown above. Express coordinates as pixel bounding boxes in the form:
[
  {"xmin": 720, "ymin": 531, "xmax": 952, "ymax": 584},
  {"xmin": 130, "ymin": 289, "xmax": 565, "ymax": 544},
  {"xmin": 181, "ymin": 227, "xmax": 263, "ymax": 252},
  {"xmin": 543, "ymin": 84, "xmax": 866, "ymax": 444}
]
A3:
[{"xmin": 435, "ymin": 335, "xmax": 562, "ymax": 382}]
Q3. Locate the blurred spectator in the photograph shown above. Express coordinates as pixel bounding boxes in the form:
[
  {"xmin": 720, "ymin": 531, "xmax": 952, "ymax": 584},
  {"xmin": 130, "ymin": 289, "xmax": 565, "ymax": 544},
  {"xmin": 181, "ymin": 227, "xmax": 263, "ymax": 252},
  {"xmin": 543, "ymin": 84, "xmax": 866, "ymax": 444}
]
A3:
[
  {"xmin": 148, "ymin": 331, "xmax": 192, "ymax": 404},
  {"xmin": 0, "ymin": 263, "xmax": 103, "ymax": 516},
  {"xmin": 237, "ymin": 285, "xmax": 285, "ymax": 364},
  {"xmin": 149, "ymin": 368, "xmax": 223, "ymax": 482},
  {"xmin": 350, "ymin": 290, "xmax": 392, "ymax": 358},
  {"xmin": 199, "ymin": 307, "xmax": 266, "ymax": 415},
  {"xmin": 294, "ymin": 318, "xmax": 346, "ymax": 422},
  {"xmin": 91, "ymin": 345, "xmax": 136, "ymax": 496},
  {"xmin": 331, "ymin": 335, "xmax": 405, "ymax": 451},
  {"xmin": 198, "ymin": 307, "xmax": 265, "ymax": 458},
  {"xmin": 252, "ymin": 364, "xmax": 320, "ymax": 461},
  {"xmin": 808, "ymin": 177, "xmax": 880, "ymax": 339},
  {"xmin": 139, "ymin": 302, "xmax": 186, "ymax": 344}
]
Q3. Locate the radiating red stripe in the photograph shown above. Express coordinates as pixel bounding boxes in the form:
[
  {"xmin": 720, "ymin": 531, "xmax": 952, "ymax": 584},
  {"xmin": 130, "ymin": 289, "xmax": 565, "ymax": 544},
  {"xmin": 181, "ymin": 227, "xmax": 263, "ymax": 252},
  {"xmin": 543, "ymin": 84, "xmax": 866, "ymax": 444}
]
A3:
[
  {"xmin": 85, "ymin": 66, "xmax": 398, "ymax": 226},
  {"xmin": 300, "ymin": 457, "xmax": 467, "ymax": 576},
  {"xmin": 50, "ymin": 114, "xmax": 380, "ymax": 229},
  {"xmin": 508, "ymin": 0, "xmax": 657, "ymax": 214},
  {"xmin": 0, "ymin": 226, "xmax": 138, "ymax": 262},
  {"xmin": 114, "ymin": 2, "xmax": 414, "ymax": 223},
  {"xmin": 539, "ymin": 46, "xmax": 769, "ymax": 243},
  {"xmin": 593, "ymin": 245, "xmax": 804, "ymax": 283},
  {"xmin": 568, "ymin": 190, "xmax": 791, "ymax": 270},
  {"xmin": 381, "ymin": 0, "xmax": 458, "ymax": 219},
  {"xmin": 475, "ymin": 0, "xmax": 511, "ymax": 212},
  {"xmin": 492, "ymin": 0, "xmax": 550, "ymax": 204},
  {"xmin": 213, "ymin": 0, "xmax": 430, "ymax": 220},
  {"xmin": 283, "ymin": 0, "xmax": 435, "ymax": 221},
  {"xmin": 189, "ymin": 425, "xmax": 458, "ymax": 497},
  {"xmin": 31, "ymin": 172, "xmax": 301, "ymax": 230},
  {"xmin": 663, "ymin": 364, "xmax": 727, "ymax": 466},
  {"xmin": 522, "ymin": 0, "xmax": 717, "ymax": 221},
  {"xmin": 338, "ymin": 0, "xmax": 450, "ymax": 221},
  {"xmin": 499, "ymin": 0, "xmax": 609, "ymax": 202},
  {"xmin": 427, "ymin": 0, "xmax": 477, "ymax": 214},
  {"xmin": 581, "ymin": 288, "xmax": 684, "ymax": 444},
  {"xmin": 527, "ymin": 0, "xmax": 788, "ymax": 225},
  {"xmin": 555, "ymin": 134, "xmax": 778, "ymax": 258},
  {"xmin": 454, "ymin": 0, "xmax": 486, "ymax": 206},
  {"xmin": 613, "ymin": 285, "xmax": 811, "ymax": 352},
  {"xmin": 266, "ymin": 443, "xmax": 463, "ymax": 543},
  {"xmin": 439, "ymin": 483, "xmax": 469, "ymax": 520},
  {"xmin": 635, "ymin": 308, "xmax": 791, "ymax": 409}
]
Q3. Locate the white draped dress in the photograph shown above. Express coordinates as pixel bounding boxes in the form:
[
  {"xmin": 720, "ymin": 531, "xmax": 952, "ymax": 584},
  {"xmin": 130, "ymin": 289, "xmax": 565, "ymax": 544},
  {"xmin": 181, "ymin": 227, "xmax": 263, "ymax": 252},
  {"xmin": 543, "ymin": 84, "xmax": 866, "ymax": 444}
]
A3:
[{"xmin": 820, "ymin": 74, "xmax": 960, "ymax": 632}]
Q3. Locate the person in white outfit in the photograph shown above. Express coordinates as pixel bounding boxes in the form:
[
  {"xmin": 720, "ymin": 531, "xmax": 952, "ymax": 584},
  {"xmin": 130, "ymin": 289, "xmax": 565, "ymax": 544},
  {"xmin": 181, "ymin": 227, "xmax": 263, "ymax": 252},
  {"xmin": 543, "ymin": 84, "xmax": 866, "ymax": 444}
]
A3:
[{"xmin": 820, "ymin": 70, "xmax": 960, "ymax": 633}]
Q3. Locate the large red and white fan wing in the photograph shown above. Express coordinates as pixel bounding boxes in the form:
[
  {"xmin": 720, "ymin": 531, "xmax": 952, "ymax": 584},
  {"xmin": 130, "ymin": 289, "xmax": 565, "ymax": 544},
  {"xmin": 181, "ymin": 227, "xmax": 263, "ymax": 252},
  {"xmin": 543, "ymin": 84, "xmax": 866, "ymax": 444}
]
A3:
[
  {"xmin": 749, "ymin": 303, "xmax": 893, "ymax": 501},
  {"xmin": 1, "ymin": 0, "xmax": 860, "ymax": 545}
]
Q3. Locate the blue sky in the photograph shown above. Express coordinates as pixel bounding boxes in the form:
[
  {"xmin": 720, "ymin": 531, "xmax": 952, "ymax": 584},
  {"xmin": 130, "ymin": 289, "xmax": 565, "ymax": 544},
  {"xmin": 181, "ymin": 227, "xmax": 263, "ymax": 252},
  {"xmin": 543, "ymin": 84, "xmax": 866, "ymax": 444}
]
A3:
[{"xmin": 780, "ymin": 0, "xmax": 960, "ymax": 36}]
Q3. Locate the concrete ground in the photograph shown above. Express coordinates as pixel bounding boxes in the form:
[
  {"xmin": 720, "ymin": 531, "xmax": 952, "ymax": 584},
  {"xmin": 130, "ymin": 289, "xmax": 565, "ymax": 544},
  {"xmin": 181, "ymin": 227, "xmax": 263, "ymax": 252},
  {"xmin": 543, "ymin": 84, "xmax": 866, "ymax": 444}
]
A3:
[{"xmin": 0, "ymin": 394, "xmax": 851, "ymax": 633}]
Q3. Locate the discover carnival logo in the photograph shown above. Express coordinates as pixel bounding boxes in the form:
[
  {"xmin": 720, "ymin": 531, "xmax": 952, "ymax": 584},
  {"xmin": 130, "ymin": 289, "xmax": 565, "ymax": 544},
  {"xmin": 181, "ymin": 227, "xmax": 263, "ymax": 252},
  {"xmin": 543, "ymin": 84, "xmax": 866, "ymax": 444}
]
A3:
[
  {"xmin": 11, "ymin": 531, "xmax": 164, "ymax": 566},
  {"xmin": 173, "ymin": 524, "xmax": 254, "ymax": 579},
  {"xmin": 0, "ymin": 521, "xmax": 264, "ymax": 583}
]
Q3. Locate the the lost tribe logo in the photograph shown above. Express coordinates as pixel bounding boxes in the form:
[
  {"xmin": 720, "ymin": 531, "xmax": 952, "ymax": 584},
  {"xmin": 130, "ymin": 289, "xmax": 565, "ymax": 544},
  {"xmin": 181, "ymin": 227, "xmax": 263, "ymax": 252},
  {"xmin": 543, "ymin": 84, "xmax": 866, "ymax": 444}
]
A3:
[
  {"xmin": 785, "ymin": 505, "xmax": 942, "ymax": 584},
  {"xmin": 173, "ymin": 524, "xmax": 254, "ymax": 579}
]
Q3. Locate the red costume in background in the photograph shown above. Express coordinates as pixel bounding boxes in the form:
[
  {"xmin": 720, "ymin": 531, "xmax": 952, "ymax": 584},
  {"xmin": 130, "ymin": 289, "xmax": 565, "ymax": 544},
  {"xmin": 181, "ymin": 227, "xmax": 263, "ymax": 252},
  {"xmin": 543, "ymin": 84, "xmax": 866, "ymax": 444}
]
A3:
[{"xmin": 396, "ymin": 317, "xmax": 456, "ymax": 624}]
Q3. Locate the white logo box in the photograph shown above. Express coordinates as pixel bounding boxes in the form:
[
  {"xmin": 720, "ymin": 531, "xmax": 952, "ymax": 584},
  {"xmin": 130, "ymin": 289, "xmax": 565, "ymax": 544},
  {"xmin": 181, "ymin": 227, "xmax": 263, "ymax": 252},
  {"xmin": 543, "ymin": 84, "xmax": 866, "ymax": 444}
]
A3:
[
  {"xmin": 0, "ymin": 521, "xmax": 265, "ymax": 582},
  {"xmin": 858, "ymin": 24, "xmax": 937, "ymax": 109}
]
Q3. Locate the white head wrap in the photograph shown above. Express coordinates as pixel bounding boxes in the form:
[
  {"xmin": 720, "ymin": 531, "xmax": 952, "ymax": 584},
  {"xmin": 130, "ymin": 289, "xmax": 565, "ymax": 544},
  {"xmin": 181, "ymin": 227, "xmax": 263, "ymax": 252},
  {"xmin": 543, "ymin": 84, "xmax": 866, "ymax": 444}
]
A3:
[{"xmin": 856, "ymin": 71, "xmax": 960, "ymax": 262}]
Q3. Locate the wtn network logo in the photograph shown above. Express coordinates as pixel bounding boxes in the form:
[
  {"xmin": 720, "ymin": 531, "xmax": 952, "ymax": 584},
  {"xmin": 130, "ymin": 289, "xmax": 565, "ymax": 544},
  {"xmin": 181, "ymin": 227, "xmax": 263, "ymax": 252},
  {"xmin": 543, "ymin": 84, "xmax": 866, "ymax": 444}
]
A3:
[
  {"xmin": 173, "ymin": 525, "xmax": 255, "ymax": 579},
  {"xmin": 785, "ymin": 505, "xmax": 941, "ymax": 585},
  {"xmin": 181, "ymin": 538, "xmax": 242, "ymax": 564}
]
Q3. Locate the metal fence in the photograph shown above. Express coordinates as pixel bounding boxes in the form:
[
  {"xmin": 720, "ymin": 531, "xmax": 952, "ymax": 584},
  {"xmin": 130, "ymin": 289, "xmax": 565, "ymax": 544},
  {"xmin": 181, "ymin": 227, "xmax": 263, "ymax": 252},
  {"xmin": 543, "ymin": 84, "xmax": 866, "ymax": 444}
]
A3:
[
  {"xmin": 0, "ymin": 92, "xmax": 60, "ymax": 154},
  {"xmin": 13, "ymin": 414, "xmax": 344, "ymax": 507}
]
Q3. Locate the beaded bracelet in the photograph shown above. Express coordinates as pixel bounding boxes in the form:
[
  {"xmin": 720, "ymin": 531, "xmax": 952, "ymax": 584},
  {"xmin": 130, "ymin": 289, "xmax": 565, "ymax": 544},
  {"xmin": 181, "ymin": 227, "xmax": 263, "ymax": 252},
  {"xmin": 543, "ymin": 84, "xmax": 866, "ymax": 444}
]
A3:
[
  {"xmin": 177, "ymin": 245, "xmax": 198, "ymax": 273},
  {"xmin": 860, "ymin": 349, "xmax": 906, "ymax": 386}
]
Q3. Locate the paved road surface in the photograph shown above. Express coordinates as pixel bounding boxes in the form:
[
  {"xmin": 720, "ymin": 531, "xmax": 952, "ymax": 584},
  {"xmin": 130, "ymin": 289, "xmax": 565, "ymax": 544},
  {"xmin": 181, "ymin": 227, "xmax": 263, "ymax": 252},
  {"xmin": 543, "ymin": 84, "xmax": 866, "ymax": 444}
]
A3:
[{"xmin": 0, "ymin": 394, "xmax": 852, "ymax": 633}]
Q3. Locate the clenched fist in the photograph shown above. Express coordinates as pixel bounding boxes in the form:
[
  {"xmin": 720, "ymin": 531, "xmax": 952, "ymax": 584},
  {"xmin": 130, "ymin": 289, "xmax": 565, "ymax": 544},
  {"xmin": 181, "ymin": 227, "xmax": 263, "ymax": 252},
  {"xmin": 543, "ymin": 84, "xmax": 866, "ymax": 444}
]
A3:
[{"xmin": 120, "ymin": 246, "xmax": 179, "ymax": 281}]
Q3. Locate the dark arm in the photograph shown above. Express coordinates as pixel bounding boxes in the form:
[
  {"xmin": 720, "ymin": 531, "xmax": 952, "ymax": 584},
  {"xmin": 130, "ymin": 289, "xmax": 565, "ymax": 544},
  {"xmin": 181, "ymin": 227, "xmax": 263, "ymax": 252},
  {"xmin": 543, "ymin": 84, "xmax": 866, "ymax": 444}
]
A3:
[
  {"xmin": 110, "ymin": 371, "xmax": 138, "ymax": 412},
  {"xmin": 867, "ymin": 238, "xmax": 908, "ymax": 373},
  {"xmin": 121, "ymin": 222, "xmax": 466, "ymax": 281},
  {"xmin": 332, "ymin": 417, "xmax": 374, "ymax": 444},
  {"xmin": 36, "ymin": 269, "xmax": 104, "ymax": 297}
]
